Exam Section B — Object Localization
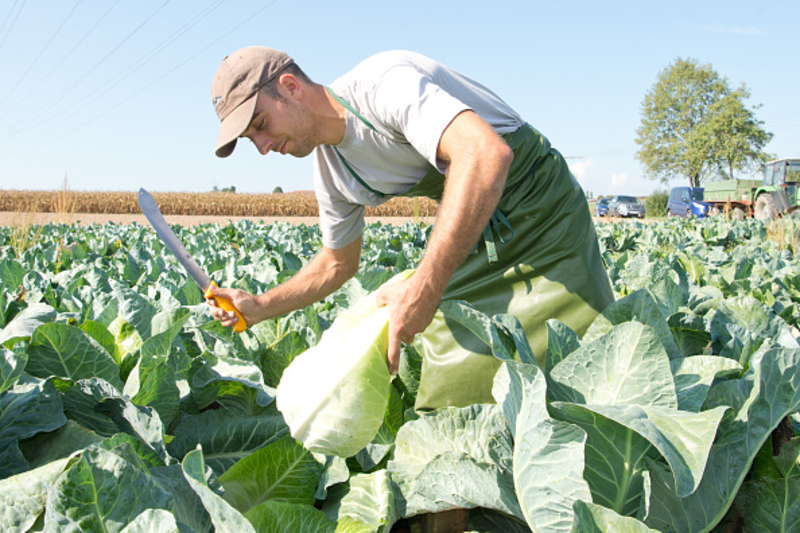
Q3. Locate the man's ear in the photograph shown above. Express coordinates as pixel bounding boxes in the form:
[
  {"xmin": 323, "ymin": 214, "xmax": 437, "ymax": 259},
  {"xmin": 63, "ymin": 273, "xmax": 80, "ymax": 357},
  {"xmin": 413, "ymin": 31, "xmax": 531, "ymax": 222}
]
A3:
[{"xmin": 278, "ymin": 73, "xmax": 302, "ymax": 99}]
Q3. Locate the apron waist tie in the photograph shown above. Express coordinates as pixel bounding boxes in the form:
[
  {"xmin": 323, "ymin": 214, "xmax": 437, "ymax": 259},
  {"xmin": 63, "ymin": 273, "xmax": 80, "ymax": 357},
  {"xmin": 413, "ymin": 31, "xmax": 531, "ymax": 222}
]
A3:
[{"xmin": 481, "ymin": 208, "xmax": 515, "ymax": 263}]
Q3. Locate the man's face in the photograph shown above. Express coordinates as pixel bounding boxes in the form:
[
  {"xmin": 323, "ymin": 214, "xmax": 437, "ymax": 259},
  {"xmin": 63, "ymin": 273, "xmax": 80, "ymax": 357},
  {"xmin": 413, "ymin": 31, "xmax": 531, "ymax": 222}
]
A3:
[{"xmin": 240, "ymin": 89, "xmax": 317, "ymax": 158}]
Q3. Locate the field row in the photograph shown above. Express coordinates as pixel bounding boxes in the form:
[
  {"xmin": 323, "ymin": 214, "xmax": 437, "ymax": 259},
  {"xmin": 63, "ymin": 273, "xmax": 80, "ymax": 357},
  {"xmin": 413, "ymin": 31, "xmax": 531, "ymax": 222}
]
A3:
[{"xmin": 0, "ymin": 189, "xmax": 440, "ymax": 217}]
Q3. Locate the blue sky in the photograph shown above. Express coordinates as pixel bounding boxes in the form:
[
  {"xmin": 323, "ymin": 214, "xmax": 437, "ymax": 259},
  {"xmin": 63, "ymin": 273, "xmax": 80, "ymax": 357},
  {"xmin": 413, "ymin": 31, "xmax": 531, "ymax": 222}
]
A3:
[{"xmin": 1, "ymin": 1, "xmax": 798, "ymax": 198}]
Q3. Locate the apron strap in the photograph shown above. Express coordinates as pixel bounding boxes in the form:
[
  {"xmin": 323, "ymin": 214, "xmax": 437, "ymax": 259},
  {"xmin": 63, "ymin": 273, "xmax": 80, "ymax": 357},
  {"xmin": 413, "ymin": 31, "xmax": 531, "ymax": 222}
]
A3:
[
  {"xmin": 332, "ymin": 147, "xmax": 388, "ymax": 199},
  {"xmin": 325, "ymin": 86, "xmax": 389, "ymax": 198},
  {"xmin": 325, "ymin": 86, "xmax": 377, "ymax": 132}
]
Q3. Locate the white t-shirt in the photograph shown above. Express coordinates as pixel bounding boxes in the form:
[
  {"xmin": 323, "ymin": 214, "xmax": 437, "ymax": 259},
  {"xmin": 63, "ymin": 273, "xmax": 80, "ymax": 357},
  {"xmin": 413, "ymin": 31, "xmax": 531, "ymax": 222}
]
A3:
[{"xmin": 313, "ymin": 50, "xmax": 523, "ymax": 249}]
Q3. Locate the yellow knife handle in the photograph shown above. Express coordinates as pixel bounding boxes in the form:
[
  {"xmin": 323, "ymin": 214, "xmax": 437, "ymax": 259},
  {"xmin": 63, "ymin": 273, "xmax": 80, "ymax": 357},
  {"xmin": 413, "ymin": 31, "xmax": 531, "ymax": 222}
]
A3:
[{"xmin": 205, "ymin": 281, "xmax": 247, "ymax": 332}]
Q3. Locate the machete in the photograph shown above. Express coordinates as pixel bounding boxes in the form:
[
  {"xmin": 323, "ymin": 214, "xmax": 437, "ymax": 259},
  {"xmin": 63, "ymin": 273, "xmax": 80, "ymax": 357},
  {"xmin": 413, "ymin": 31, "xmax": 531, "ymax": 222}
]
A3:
[{"xmin": 137, "ymin": 188, "xmax": 246, "ymax": 332}]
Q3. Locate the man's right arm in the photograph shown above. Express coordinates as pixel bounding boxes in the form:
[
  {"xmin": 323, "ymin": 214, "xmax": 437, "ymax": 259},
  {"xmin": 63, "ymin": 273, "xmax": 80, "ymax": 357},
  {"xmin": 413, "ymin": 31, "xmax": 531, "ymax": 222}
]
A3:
[{"xmin": 207, "ymin": 235, "xmax": 362, "ymax": 328}]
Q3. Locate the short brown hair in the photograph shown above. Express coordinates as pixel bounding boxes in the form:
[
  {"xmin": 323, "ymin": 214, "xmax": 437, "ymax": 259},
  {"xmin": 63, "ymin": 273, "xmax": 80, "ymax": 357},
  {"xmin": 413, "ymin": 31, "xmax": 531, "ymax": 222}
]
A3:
[{"xmin": 261, "ymin": 63, "xmax": 313, "ymax": 100}]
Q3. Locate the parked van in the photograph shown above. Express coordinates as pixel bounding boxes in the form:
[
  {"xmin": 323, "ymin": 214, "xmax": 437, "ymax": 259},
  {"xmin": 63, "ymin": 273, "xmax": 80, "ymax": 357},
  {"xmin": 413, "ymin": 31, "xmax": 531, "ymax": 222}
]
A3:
[{"xmin": 667, "ymin": 187, "xmax": 712, "ymax": 218}]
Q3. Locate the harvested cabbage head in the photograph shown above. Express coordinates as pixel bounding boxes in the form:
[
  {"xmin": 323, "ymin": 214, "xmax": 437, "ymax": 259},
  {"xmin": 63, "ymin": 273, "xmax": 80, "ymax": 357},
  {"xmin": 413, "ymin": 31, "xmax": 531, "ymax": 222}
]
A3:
[{"xmin": 276, "ymin": 270, "xmax": 413, "ymax": 457}]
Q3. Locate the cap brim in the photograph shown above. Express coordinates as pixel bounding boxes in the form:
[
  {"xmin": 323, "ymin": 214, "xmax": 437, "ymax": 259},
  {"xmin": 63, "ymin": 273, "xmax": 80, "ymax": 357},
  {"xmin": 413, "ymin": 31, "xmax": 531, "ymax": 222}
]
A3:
[{"xmin": 215, "ymin": 94, "xmax": 259, "ymax": 158}]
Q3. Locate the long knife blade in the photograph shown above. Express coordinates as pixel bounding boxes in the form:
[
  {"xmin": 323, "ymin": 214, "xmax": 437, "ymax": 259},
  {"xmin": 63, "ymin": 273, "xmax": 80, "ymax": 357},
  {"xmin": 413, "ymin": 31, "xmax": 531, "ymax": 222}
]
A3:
[
  {"xmin": 138, "ymin": 188, "xmax": 212, "ymax": 291},
  {"xmin": 137, "ymin": 188, "xmax": 246, "ymax": 332}
]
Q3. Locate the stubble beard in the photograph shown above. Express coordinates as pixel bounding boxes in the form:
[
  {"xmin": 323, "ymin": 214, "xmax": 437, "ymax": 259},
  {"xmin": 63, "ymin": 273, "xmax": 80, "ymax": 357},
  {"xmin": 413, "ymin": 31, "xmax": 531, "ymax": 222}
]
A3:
[{"xmin": 283, "ymin": 100, "xmax": 320, "ymax": 158}]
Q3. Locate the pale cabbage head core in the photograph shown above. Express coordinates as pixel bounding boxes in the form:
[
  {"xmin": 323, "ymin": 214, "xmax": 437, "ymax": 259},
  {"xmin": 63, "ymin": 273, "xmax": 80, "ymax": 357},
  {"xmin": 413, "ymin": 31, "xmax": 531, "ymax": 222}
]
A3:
[{"xmin": 276, "ymin": 270, "xmax": 413, "ymax": 458}]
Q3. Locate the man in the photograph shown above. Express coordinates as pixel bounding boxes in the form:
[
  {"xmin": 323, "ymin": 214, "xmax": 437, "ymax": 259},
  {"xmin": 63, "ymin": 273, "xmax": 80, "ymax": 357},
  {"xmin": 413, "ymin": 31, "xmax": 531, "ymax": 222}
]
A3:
[{"xmin": 207, "ymin": 46, "xmax": 614, "ymax": 411}]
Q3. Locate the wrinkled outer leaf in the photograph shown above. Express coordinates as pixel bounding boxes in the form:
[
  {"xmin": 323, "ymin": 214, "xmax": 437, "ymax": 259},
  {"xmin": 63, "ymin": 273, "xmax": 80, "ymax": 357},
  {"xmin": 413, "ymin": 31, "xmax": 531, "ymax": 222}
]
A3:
[
  {"xmin": 19, "ymin": 420, "xmax": 104, "ymax": 470},
  {"xmin": 130, "ymin": 355, "xmax": 180, "ymax": 429},
  {"xmin": 99, "ymin": 434, "xmax": 166, "ymax": 471},
  {"xmin": 94, "ymin": 397, "xmax": 171, "ymax": 465},
  {"xmin": 667, "ymin": 312, "xmax": 711, "ymax": 359},
  {"xmin": 670, "ymin": 356, "xmax": 742, "ymax": 412},
  {"xmin": 192, "ymin": 352, "xmax": 269, "ymax": 392},
  {"xmin": 259, "ymin": 330, "xmax": 309, "ymax": 388},
  {"xmin": 432, "ymin": 301, "xmax": 516, "ymax": 362},
  {"xmin": 27, "ymin": 323, "xmax": 124, "ymax": 390},
  {"xmin": 61, "ymin": 378, "xmax": 124, "ymax": 437},
  {"xmin": 112, "ymin": 282, "xmax": 157, "ymax": 340},
  {"xmin": 0, "ymin": 302, "xmax": 56, "ymax": 347},
  {"xmin": 0, "ymin": 376, "xmax": 66, "ymax": 479},
  {"xmin": 583, "ymin": 289, "xmax": 681, "ymax": 359},
  {"xmin": 545, "ymin": 319, "xmax": 581, "ymax": 373},
  {"xmin": 321, "ymin": 470, "xmax": 398, "ymax": 533},
  {"xmin": 554, "ymin": 402, "xmax": 727, "ymax": 499},
  {"xmin": 388, "ymin": 404, "xmax": 515, "ymax": 518},
  {"xmin": 217, "ymin": 435, "xmax": 322, "ymax": 514},
  {"xmin": 549, "ymin": 402, "xmax": 653, "ymax": 517},
  {"xmin": 495, "ymin": 362, "xmax": 591, "ymax": 532},
  {"xmin": 314, "ymin": 454, "xmax": 350, "ymax": 501},
  {"xmin": 403, "ymin": 451, "xmax": 522, "ymax": 519},
  {"xmin": 389, "ymin": 404, "xmax": 513, "ymax": 489},
  {"xmin": 571, "ymin": 500, "xmax": 659, "ymax": 532},
  {"xmin": 493, "ymin": 313, "xmax": 539, "ymax": 366},
  {"xmin": 0, "ymin": 457, "xmax": 70, "ymax": 533},
  {"xmin": 0, "ymin": 346, "xmax": 26, "ymax": 395},
  {"xmin": 120, "ymin": 509, "xmax": 179, "ymax": 533},
  {"xmin": 549, "ymin": 322, "xmax": 677, "ymax": 408},
  {"xmin": 649, "ymin": 276, "xmax": 688, "ymax": 318},
  {"xmin": 45, "ymin": 446, "xmax": 172, "ymax": 532},
  {"xmin": 244, "ymin": 500, "xmax": 336, "ymax": 533},
  {"xmin": 167, "ymin": 406, "xmax": 289, "ymax": 476},
  {"xmin": 710, "ymin": 296, "xmax": 796, "ymax": 365},
  {"xmin": 736, "ymin": 437, "xmax": 800, "ymax": 533},
  {"xmin": 182, "ymin": 448, "xmax": 256, "ymax": 533},
  {"xmin": 149, "ymin": 464, "xmax": 214, "ymax": 533},
  {"xmin": 645, "ymin": 348, "xmax": 800, "ymax": 532}
]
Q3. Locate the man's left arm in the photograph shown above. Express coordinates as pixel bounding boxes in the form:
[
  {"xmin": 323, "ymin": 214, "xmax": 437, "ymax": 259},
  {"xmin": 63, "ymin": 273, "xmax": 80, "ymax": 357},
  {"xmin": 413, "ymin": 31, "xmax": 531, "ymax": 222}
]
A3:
[{"xmin": 376, "ymin": 110, "xmax": 513, "ymax": 372}]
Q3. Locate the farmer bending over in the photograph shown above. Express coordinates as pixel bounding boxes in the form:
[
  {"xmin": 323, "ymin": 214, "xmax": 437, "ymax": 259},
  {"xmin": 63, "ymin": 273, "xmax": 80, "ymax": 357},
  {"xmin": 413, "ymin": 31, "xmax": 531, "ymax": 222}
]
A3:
[{"xmin": 207, "ymin": 46, "xmax": 614, "ymax": 411}]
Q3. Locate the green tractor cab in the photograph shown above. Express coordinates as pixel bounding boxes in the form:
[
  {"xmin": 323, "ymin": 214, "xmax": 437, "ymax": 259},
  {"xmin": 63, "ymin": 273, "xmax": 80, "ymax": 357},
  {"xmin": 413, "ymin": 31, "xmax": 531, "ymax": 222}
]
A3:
[
  {"xmin": 754, "ymin": 158, "xmax": 800, "ymax": 219},
  {"xmin": 703, "ymin": 158, "xmax": 800, "ymax": 219}
]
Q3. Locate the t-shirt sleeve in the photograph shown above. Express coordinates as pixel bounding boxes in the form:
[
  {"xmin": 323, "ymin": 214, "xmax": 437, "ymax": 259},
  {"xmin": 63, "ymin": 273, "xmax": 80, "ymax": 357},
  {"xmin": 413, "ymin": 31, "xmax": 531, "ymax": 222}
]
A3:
[{"xmin": 372, "ymin": 66, "xmax": 470, "ymax": 169}]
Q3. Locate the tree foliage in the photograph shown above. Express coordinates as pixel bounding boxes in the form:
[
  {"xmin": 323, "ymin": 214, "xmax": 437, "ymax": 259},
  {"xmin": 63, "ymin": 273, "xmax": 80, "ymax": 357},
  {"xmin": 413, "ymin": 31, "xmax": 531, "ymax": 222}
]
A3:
[
  {"xmin": 635, "ymin": 58, "xmax": 772, "ymax": 187},
  {"xmin": 702, "ymin": 87, "xmax": 773, "ymax": 179}
]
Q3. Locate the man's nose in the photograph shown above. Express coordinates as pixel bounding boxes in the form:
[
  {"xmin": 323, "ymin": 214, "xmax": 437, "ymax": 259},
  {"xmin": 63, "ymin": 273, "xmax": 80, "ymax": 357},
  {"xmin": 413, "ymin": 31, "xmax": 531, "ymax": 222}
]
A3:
[{"xmin": 251, "ymin": 133, "xmax": 273, "ymax": 155}]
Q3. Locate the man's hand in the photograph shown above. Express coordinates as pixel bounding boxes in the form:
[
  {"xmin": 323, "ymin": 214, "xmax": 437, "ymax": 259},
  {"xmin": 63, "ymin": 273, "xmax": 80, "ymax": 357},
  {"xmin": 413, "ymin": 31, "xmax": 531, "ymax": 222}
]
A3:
[
  {"xmin": 206, "ymin": 284, "xmax": 262, "ymax": 329},
  {"xmin": 376, "ymin": 278, "xmax": 440, "ymax": 375}
]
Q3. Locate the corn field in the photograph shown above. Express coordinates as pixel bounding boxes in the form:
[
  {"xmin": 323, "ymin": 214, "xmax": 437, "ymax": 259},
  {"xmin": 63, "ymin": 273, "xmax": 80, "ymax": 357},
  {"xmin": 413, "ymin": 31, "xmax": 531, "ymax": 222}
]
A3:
[{"xmin": 0, "ymin": 190, "xmax": 439, "ymax": 217}]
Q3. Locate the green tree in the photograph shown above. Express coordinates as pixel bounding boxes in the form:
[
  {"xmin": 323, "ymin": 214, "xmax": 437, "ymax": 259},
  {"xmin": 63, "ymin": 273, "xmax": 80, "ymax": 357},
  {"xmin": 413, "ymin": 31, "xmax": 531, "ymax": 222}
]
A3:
[
  {"xmin": 701, "ymin": 87, "xmax": 773, "ymax": 179},
  {"xmin": 635, "ymin": 57, "xmax": 772, "ymax": 187}
]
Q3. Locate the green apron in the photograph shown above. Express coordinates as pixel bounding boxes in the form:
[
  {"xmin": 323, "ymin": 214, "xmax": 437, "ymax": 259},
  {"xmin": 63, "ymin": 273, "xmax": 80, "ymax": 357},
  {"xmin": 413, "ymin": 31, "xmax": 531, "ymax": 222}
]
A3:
[{"xmin": 326, "ymin": 88, "xmax": 615, "ymax": 411}]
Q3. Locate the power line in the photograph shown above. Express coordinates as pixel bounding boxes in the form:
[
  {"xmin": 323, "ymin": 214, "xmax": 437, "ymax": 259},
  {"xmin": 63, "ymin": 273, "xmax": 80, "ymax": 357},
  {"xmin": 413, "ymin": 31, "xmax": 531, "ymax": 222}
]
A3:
[
  {"xmin": 9, "ymin": 0, "xmax": 174, "ymax": 138},
  {"xmin": 3, "ymin": 0, "xmax": 281, "ymax": 157},
  {"xmin": 1, "ymin": 0, "xmax": 83, "ymax": 105},
  {"xmin": 0, "ymin": 0, "xmax": 26, "ymax": 54},
  {"xmin": 6, "ymin": 0, "xmax": 227, "ymax": 149},
  {"xmin": 0, "ymin": 0, "xmax": 123, "ymax": 120}
]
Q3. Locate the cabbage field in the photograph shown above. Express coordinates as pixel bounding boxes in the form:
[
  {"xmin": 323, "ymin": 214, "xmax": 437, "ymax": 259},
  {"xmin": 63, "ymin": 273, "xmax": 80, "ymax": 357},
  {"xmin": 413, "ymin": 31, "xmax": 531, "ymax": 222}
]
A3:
[{"xmin": 1, "ymin": 216, "xmax": 800, "ymax": 532}]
